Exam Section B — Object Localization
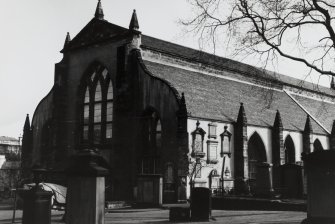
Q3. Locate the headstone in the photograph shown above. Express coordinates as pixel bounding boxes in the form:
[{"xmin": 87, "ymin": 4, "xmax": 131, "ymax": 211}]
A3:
[
  {"xmin": 190, "ymin": 187, "xmax": 211, "ymax": 221},
  {"xmin": 280, "ymin": 163, "xmax": 303, "ymax": 198},
  {"xmin": 255, "ymin": 162, "xmax": 273, "ymax": 197},
  {"xmin": 303, "ymin": 150, "xmax": 335, "ymax": 224}
]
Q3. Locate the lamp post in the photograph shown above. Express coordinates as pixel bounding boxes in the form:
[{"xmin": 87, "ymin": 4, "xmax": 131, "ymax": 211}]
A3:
[{"xmin": 220, "ymin": 126, "xmax": 232, "ymax": 195}]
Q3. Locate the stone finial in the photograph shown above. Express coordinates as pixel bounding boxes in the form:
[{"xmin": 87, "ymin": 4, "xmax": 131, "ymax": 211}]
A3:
[
  {"xmin": 63, "ymin": 32, "xmax": 71, "ymax": 49},
  {"xmin": 273, "ymin": 110, "xmax": 283, "ymax": 128},
  {"xmin": 94, "ymin": 0, "xmax": 104, "ymax": 20},
  {"xmin": 129, "ymin": 9, "xmax": 139, "ymax": 31},
  {"xmin": 24, "ymin": 114, "xmax": 30, "ymax": 132},
  {"xmin": 237, "ymin": 102, "xmax": 247, "ymax": 125},
  {"xmin": 304, "ymin": 115, "xmax": 313, "ymax": 134}
]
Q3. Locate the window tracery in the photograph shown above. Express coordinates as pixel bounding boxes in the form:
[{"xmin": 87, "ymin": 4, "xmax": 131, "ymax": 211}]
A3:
[{"xmin": 81, "ymin": 65, "xmax": 113, "ymax": 145}]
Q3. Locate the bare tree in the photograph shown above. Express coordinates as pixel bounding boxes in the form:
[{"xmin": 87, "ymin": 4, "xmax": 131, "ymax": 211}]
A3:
[
  {"xmin": 183, "ymin": 0, "xmax": 335, "ymax": 78},
  {"xmin": 188, "ymin": 157, "xmax": 214, "ymax": 189}
]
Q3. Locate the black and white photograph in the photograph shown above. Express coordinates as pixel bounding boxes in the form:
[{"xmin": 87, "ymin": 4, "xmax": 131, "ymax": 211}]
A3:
[{"xmin": 1, "ymin": 0, "xmax": 335, "ymax": 223}]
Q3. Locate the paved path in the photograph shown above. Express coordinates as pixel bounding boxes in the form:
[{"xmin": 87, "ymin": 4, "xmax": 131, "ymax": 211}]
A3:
[{"xmin": 0, "ymin": 208, "xmax": 306, "ymax": 224}]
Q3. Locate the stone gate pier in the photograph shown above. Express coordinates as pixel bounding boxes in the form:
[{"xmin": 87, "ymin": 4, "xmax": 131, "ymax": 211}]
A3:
[{"xmin": 66, "ymin": 149, "xmax": 110, "ymax": 224}]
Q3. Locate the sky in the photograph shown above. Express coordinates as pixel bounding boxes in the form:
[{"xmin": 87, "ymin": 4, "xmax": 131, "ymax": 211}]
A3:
[{"xmin": 0, "ymin": 0, "xmax": 331, "ymax": 138}]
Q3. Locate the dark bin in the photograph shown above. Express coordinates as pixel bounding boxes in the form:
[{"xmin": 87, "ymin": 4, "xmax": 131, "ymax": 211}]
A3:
[
  {"xmin": 190, "ymin": 187, "xmax": 211, "ymax": 221},
  {"xmin": 19, "ymin": 188, "xmax": 53, "ymax": 224}
]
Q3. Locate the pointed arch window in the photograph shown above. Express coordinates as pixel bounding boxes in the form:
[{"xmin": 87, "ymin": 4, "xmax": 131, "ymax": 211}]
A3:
[
  {"xmin": 284, "ymin": 135, "xmax": 295, "ymax": 164},
  {"xmin": 313, "ymin": 139, "xmax": 324, "ymax": 152},
  {"xmin": 140, "ymin": 110, "xmax": 162, "ymax": 174},
  {"xmin": 81, "ymin": 65, "xmax": 113, "ymax": 144}
]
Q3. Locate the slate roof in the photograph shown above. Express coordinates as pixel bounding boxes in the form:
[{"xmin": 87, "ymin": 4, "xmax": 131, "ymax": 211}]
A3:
[
  {"xmin": 65, "ymin": 18, "xmax": 335, "ymax": 134},
  {"xmin": 141, "ymin": 35, "xmax": 279, "ymax": 84},
  {"xmin": 66, "ymin": 18, "xmax": 335, "ymax": 96},
  {"xmin": 141, "ymin": 35, "xmax": 335, "ymax": 97},
  {"xmin": 144, "ymin": 60, "xmax": 327, "ymax": 134},
  {"xmin": 291, "ymin": 94, "xmax": 335, "ymax": 132}
]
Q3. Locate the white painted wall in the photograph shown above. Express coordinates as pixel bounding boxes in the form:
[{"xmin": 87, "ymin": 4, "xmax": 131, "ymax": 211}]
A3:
[
  {"xmin": 186, "ymin": 119, "xmax": 330, "ymax": 198},
  {"xmin": 187, "ymin": 119, "xmax": 234, "ymax": 196}
]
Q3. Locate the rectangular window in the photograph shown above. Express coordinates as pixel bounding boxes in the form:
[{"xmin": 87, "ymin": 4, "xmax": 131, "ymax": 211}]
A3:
[
  {"xmin": 106, "ymin": 123, "xmax": 112, "ymax": 139},
  {"xmin": 95, "ymin": 83, "xmax": 102, "ymax": 101},
  {"xmin": 84, "ymin": 88, "xmax": 90, "ymax": 103},
  {"xmin": 208, "ymin": 123, "xmax": 217, "ymax": 139},
  {"xmin": 106, "ymin": 102, "xmax": 113, "ymax": 122},
  {"xmin": 84, "ymin": 105, "xmax": 89, "ymax": 124},
  {"xmin": 207, "ymin": 140, "xmax": 218, "ymax": 163},
  {"xmin": 94, "ymin": 103, "xmax": 102, "ymax": 123}
]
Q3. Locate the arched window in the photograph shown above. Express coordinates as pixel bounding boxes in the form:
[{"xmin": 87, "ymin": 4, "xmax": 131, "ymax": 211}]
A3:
[
  {"xmin": 147, "ymin": 111, "xmax": 162, "ymax": 152},
  {"xmin": 314, "ymin": 139, "xmax": 324, "ymax": 152},
  {"xmin": 140, "ymin": 110, "xmax": 162, "ymax": 174},
  {"xmin": 81, "ymin": 65, "xmax": 113, "ymax": 145},
  {"xmin": 247, "ymin": 132, "xmax": 267, "ymax": 193},
  {"xmin": 248, "ymin": 133, "xmax": 266, "ymax": 179},
  {"xmin": 284, "ymin": 135, "xmax": 295, "ymax": 164}
]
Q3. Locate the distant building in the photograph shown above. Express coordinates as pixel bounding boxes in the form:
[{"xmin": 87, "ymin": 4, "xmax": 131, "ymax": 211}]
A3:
[
  {"xmin": 0, "ymin": 136, "xmax": 20, "ymax": 168},
  {"xmin": 0, "ymin": 136, "xmax": 21, "ymax": 193},
  {"xmin": 22, "ymin": 1, "xmax": 335, "ymax": 203}
]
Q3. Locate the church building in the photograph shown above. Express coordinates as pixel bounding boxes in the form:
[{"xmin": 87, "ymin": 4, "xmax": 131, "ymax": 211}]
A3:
[{"xmin": 21, "ymin": 1, "xmax": 335, "ymax": 203}]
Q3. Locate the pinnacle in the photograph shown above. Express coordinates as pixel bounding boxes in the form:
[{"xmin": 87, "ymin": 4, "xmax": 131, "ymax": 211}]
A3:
[
  {"xmin": 129, "ymin": 9, "xmax": 139, "ymax": 31},
  {"xmin": 237, "ymin": 102, "xmax": 247, "ymax": 125},
  {"xmin": 94, "ymin": 0, "xmax": 104, "ymax": 20},
  {"xmin": 304, "ymin": 115, "xmax": 313, "ymax": 133},
  {"xmin": 63, "ymin": 32, "xmax": 71, "ymax": 49},
  {"xmin": 274, "ymin": 110, "xmax": 283, "ymax": 128}
]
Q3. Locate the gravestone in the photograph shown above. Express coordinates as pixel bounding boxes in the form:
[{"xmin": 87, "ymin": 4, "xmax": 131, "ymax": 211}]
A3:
[
  {"xmin": 255, "ymin": 162, "xmax": 273, "ymax": 197},
  {"xmin": 280, "ymin": 163, "xmax": 303, "ymax": 198},
  {"xmin": 303, "ymin": 150, "xmax": 335, "ymax": 224},
  {"xmin": 190, "ymin": 187, "xmax": 211, "ymax": 221}
]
